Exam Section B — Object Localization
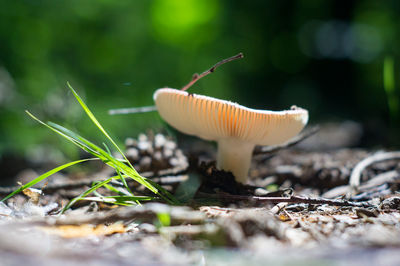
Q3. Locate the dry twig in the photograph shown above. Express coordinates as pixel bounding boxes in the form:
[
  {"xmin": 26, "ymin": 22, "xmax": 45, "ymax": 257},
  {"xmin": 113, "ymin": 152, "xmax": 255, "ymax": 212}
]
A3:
[
  {"xmin": 108, "ymin": 53, "xmax": 244, "ymax": 115},
  {"xmin": 181, "ymin": 53, "xmax": 244, "ymax": 91},
  {"xmin": 202, "ymin": 192, "xmax": 373, "ymax": 208},
  {"xmin": 349, "ymin": 151, "xmax": 400, "ymax": 196}
]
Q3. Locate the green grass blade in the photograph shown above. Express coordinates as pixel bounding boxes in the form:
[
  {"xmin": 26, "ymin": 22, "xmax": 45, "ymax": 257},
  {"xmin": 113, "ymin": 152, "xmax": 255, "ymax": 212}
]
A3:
[
  {"xmin": 82, "ymin": 197, "xmax": 135, "ymax": 206},
  {"xmin": 147, "ymin": 179, "xmax": 180, "ymax": 205},
  {"xmin": 67, "ymin": 195, "xmax": 153, "ymax": 207},
  {"xmin": 67, "ymin": 82, "xmax": 136, "ymax": 171},
  {"xmin": 102, "ymin": 143, "xmax": 136, "ymax": 198},
  {"xmin": 62, "ymin": 176, "xmax": 116, "ymax": 212},
  {"xmin": 26, "ymin": 111, "xmax": 96, "ymax": 155},
  {"xmin": 45, "ymin": 123, "xmax": 143, "ymax": 192},
  {"xmin": 102, "ymin": 183, "xmax": 130, "ymax": 196},
  {"xmin": 27, "ymin": 86, "xmax": 178, "ymax": 206},
  {"xmin": 85, "ymin": 195, "xmax": 153, "ymax": 202},
  {"xmin": 116, "ymin": 164, "xmax": 158, "ymax": 193},
  {"xmin": 44, "ymin": 119, "xmax": 158, "ymax": 194},
  {"xmin": 1, "ymin": 158, "xmax": 96, "ymax": 202},
  {"xmin": 384, "ymin": 57, "xmax": 395, "ymax": 93},
  {"xmin": 48, "ymin": 122, "xmax": 110, "ymax": 160},
  {"xmin": 92, "ymin": 190, "xmax": 104, "ymax": 197},
  {"xmin": 116, "ymin": 168, "xmax": 136, "ymax": 196},
  {"xmin": 384, "ymin": 56, "xmax": 399, "ymax": 121},
  {"xmin": 66, "ymin": 84, "xmax": 179, "ymax": 202},
  {"xmin": 157, "ymin": 212, "xmax": 171, "ymax": 227},
  {"xmin": 81, "ymin": 195, "xmax": 153, "ymax": 206},
  {"xmin": 29, "ymin": 112, "xmax": 174, "ymax": 202}
]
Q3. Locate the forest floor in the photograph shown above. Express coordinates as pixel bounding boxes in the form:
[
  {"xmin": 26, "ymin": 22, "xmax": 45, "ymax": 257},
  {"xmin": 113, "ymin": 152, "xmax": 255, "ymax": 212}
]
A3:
[{"xmin": 1, "ymin": 122, "xmax": 400, "ymax": 266}]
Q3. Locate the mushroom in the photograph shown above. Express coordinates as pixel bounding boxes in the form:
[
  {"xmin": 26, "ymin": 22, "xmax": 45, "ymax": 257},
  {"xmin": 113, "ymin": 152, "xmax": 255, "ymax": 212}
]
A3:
[{"xmin": 154, "ymin": 88, "xmax": 308, "ymax": 183}]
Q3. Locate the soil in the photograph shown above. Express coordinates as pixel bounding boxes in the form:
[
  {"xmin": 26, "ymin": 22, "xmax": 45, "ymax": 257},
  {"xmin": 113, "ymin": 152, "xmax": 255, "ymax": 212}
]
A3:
[{"xmin": 1, "ymin": 123, "xmax": 400, "ymax": 266}]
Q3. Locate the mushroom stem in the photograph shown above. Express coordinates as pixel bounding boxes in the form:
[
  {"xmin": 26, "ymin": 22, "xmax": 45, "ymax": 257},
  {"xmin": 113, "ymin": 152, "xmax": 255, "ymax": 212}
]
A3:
[{"xmin": 216, "ymin": 138, "xmax": 255, "ymax": 184}]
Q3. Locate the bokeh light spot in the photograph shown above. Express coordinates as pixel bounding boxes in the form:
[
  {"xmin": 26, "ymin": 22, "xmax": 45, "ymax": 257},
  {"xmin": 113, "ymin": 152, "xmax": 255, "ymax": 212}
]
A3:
[
  {"xmin": 298, "ymin": 20, "xmax": 383, "ymax": 62},
  {"xmin": 151, "ymin": 0, "xmax": 219, "ymax": 46}
]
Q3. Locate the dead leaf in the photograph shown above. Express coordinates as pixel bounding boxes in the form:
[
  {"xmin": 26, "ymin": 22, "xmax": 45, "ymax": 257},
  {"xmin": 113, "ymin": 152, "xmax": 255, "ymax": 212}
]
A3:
[
  {"xmin": 22, "ymin": 188, "xmax": 42, "ymax": 204},
  {"xmin": 40, "ymin": 223, "xmax": 126, "ymax": 238},
  {"xmin": 277, "ymin": 213, "xmax": 291, "ymax": 222}
]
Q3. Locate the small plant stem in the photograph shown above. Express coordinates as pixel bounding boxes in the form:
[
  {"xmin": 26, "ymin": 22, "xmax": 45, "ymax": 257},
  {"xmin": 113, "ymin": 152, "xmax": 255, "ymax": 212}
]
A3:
[
  {"xmin": 108, "ymin": 105, "xmax": 157, "ymax": 115},
  {"xmin": 181, "ymin": 53, "xmax": 244, "ymax": 91}
]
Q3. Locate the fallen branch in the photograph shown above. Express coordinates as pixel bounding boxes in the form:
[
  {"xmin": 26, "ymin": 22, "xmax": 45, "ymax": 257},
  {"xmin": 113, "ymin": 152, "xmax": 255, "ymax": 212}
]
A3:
[
  {"xmin": 349, "ymin": 151, "xmax": 400, "ymax": 196},
  {"xmin": 181, "ymin": 53, "xmax": 244, "ymax": 91},
  {"xmin": 199, "ymin": 192, "xmax": 373, "ymax": 208}
]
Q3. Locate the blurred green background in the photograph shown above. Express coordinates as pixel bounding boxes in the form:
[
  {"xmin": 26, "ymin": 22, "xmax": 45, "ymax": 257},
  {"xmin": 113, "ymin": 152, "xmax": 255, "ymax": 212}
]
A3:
[{"xmin": 0, "ymin": 0, "xmax": 399, "ymax": 170}]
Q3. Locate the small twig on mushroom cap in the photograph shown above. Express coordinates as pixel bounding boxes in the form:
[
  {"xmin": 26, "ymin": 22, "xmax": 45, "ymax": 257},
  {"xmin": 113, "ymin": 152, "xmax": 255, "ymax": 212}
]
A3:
[{"xmin": 181, "ymin": 53, "xmax": 244, "ymax": 91}]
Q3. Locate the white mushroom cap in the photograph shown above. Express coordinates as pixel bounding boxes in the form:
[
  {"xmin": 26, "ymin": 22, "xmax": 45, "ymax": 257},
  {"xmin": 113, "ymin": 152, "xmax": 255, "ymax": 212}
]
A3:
[{"xmin": 154, "ymin": 88, "xmax": 308, "ymax": 183}]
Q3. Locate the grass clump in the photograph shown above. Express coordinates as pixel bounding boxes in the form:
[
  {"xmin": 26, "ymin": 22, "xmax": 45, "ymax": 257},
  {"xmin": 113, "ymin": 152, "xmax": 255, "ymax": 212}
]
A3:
[{"xmin": 1, "ymin": 83, "xmax": 178, "ymax": 212}]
